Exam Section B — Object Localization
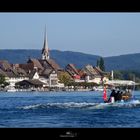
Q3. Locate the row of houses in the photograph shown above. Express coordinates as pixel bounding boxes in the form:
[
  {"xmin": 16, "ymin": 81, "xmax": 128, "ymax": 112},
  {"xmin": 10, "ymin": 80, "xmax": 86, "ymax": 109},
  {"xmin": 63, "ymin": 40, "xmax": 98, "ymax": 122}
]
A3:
[
  {"xmin": 0, "ymin": 28, "xmax": 111, "ymax": 91},
  {"xmin": 0, "ymin": 59, "xmax": 110, "ymax": 90},
  {"xmin": 65, "ymin": 63, "xmax": 110, "ymax": 84},
  {"xmin": 0, "ymin": 58, "xmax": 64, "ymax": 90}
]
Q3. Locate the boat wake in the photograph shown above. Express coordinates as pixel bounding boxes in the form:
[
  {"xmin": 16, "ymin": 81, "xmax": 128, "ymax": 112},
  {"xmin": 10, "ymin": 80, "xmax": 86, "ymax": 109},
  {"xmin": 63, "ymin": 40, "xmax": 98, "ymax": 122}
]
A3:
[
  {"xmin": 18, "ymin": 102, "xmax": 97, "ymax": 110},
  {"xmin": 18, "ymin": 100, "xmax": 140, "ymax": 110}
]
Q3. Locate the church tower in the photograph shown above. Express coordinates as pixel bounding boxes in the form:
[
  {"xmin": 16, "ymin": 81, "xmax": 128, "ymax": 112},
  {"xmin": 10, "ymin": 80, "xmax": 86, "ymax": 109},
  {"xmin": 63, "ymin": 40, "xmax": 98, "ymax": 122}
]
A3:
[{"xmin": 42, "ymin": 26, "xmax": 49, "ymax": 60}]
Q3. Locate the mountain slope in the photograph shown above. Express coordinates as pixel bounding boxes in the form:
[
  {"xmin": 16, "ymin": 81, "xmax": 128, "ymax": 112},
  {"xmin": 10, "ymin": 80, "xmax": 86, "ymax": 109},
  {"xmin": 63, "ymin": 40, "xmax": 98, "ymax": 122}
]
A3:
[
  {"xmin": 104, "ymin": 53, "xmax": 140, "ymax": 71},
  {"xmin": 0, "ymin": 49, "xmax": 100, "ymax": 68},
  {"xmin": 0, "ymin": 49, "xmax": 140, "ymax": 71}
]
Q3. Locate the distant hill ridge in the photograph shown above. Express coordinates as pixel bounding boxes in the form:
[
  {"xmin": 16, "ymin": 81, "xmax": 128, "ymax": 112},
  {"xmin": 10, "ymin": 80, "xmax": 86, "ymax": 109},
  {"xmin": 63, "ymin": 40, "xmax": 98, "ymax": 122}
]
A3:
[{"xmin": 0, "ymin": 49, "xmax": 140, "ymax": 72}]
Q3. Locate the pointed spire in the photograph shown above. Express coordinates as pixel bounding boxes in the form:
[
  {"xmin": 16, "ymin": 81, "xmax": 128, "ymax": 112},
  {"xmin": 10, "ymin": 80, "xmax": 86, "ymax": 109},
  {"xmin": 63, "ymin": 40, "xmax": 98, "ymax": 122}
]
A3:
[
  {"xmin": 44, "ymin": 24, "xmax": 46, "ymax": 41},
  {"xmin": 42, "ymin": 25, "xmax": 49, "ymax": 60},
  {"xmin": 44, "ymin": 24, "xmax": 47, "ymax": 45}
]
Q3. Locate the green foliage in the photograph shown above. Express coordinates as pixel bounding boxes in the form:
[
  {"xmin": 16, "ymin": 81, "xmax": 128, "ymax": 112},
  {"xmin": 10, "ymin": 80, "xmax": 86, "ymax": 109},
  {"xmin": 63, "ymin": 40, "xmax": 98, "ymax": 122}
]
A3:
[
  {"xmin": 0, "ymin": 74, "xmax": 9, "ymax": 87},
  {"xmin": 58, "ymin": 72, "xmax": 73, "ymax": 86},
  {"xmin": 113, "ymin": 70, "xmax": 140, "ymax": 84},
  {"xmin": 113, "ymin": 70, "xmax": 124, "ymax": 80},
  {"xmin": 100, "ymin": 57, "xmax": 105, "ymax": 71},
  {"xmin": 0, "ymin": 74, "xmax": 5, "ymax": 85},
  {"xmin": 96, "ymin": 59, "xmax": 99, "ymax": 67},
  {"xmin": 96, "ymin": 57, "xmax": 105, "ymax": 71}
]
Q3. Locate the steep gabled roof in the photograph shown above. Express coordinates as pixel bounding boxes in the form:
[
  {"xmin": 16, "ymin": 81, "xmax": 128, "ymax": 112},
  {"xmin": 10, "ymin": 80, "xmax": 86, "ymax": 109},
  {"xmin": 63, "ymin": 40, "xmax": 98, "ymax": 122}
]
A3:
[
  {"xmin": 29, "ymin": 70, "xmax": 38, "ymax": 79},
  {"xmin": 0, "ymin": 60, "xmax": 11, "ymax": 70},
  {"xmin": 19, "ymin": 63, "xmax": 34, "ymax": 73},
  {"xmin": 65, "ymin": 64, "xmax": 79, "ymax": 76},
  {"xmin": 79, "ymin": 69, "xmax": 87, "ymax": 78},
  {"xmin": 84, "ymin": 65, "xmax": 99, "ymax": 75},
  {"xmin": 0, "ymin": 66, "xmax": 27, "ymax": 78},
  {"xmin": 40, "ymin": 68, "xmax": 54, "ymax": 78},
  {"xmin": 94, "ymin": 66, "xmax": 110, "ymax": 76},
  {"xmin": 27, "ymin": 58, "xmax": 44, "ymax": 70},
  {"xmin": 0, "ymin": 69, "xmax": 7, "ymax": 77},
  {"xmin": 38, "ymin": 59, "xmax": 52, "ymax": 69},
  {"xmin": 80, "ymin": 65, "xmax": 102, "ymax": 78},
  {"xmin": 46, "ymin": 59, "xmax": 60, "ymax": 70},
  {"xmin": 5, "ymin": 71, "xmax": 18, "ymax": 78},
  {"xmin": 16, "ymin": 67, "xmax": 27, "ymax": 76},
  {"xmin": 39, "ymin": 59, "xmax": 60, "ymax": 70},
  {"xmin": 10, "ymin": 68, "xmax": 19, "ymax": 76}
]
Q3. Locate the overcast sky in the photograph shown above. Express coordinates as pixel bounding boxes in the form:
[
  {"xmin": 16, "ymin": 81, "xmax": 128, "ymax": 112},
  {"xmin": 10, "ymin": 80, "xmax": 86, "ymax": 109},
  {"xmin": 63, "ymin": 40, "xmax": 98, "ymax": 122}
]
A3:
[{"xmin": 0, "ymin": 13, "xmax": 140, "ymax": 57}]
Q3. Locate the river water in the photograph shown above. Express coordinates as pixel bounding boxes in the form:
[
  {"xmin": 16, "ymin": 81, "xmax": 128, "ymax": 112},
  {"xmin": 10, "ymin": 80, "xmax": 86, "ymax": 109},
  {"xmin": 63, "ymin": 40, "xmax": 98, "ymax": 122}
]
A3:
[{"xmin": 0, "ymin": 91, "xmax": 140, "ymax": 128}]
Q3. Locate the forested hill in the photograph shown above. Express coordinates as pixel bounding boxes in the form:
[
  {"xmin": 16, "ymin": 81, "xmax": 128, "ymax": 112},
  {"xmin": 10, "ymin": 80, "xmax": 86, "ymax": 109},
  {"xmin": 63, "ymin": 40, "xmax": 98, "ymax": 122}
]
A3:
[{"xmin": 0, "ymin": 49, "xmax": 140, "ymax": 72}]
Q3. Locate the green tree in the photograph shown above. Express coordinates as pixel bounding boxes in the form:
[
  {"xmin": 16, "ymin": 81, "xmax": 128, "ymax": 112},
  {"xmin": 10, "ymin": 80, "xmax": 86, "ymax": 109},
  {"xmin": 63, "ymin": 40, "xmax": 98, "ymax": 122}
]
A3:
[
  {"xmin": 0, "ymin": 74, "xmax": 5, "ymax": 85},
  {"xmin": 58, "ymin": 72, "xmax": 73, "ymax": 86},
  {"xmin": 113, "ymin": 70, "xmax": 124, "ymax": 80},
  {"xmin": 0, "ymin": 74, "xmax": 9, "ymax": 87},
  {"xmin": 96, "ymin": 59, "xmax": 100, "ymax": 67},
  {"xmin": 99, "ymin": 57, "xmax": 105, "ymax": 71}
]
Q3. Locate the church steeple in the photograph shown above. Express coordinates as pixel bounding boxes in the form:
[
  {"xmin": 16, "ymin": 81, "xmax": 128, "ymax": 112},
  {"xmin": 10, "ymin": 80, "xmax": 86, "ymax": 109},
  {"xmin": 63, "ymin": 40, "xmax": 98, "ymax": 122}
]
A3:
[{"xmin": 42, "ymin": 25, "xmax": 49, "ymax": 60}]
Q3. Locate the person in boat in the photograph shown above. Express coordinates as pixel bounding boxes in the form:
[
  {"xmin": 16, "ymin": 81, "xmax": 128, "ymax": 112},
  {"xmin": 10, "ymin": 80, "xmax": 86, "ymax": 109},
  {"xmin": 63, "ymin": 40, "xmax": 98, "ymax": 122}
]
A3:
[
  {"xmin": 121, "ymin": 89, "xmax": 132, "ymax": 100},
  {"xmin": 107, "ymin": 88, "xmax": 132, "ymax": 103},
  {"xmin": 107, "ymin": 89, "xmax": 117, "ymax": 103}
]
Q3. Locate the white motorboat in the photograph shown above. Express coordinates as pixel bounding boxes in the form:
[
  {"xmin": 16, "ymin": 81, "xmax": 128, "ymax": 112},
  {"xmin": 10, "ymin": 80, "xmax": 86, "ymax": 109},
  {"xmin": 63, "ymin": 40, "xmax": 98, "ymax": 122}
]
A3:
[{"xmin": 6, "ymin": 86, "xmax": 17, "ymax": 92}]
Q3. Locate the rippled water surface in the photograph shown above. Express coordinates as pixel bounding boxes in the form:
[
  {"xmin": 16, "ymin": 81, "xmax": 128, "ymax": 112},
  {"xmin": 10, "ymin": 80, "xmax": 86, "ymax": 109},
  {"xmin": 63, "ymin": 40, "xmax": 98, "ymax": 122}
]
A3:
[{"xmin": 0, "ymin": 91, "xmax": 140, "ymax": 128}]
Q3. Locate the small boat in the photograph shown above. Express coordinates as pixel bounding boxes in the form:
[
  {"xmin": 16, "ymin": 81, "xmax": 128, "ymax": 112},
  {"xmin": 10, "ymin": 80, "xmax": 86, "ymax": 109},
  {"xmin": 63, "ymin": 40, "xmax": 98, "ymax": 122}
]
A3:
[
  {"xmin": 105, "ymin": 89, "xmax": 132, "ymax": 103},
  {"xmin": 93, "ymin": 86, "xmax": 104, "ymax": 91},
  {"xmin": 103, "ymin": 80, "xmax": 136, "ymax": 103},
  {"xmin": 6, "ymin": 86, "xmax": 17, "ymax": 92}
]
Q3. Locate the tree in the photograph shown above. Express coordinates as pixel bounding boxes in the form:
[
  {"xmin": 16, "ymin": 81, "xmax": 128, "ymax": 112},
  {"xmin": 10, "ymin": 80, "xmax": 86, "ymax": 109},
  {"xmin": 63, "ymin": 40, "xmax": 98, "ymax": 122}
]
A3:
[
  {"xmin": 113, "ymin": 71, "xmax": 123, "ymax": 80},
  {"xmin": 97, "ymin": 57, "xmax": 105, "ymax": 71},
  {"xmin": 96, "ymin": 59, "xmax": 100, "ymax": 67},
  {"xmin": 0, "ymin": 75, "xmax": 5, "ymax": 85},
  {"xmin": 0, "ymin": 74, "xmax": 9, "ymax": 88},
  {"xmin": 58, "ymin": 71, "xmax": 73, "ymax": 86}
]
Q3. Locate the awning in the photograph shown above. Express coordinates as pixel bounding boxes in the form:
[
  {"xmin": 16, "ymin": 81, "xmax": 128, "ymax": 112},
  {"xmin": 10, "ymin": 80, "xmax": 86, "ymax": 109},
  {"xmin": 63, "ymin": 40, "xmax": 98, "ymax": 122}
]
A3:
[{"xmin": 105, "ymin": 80, "xmax": 138, "ymax": 86}]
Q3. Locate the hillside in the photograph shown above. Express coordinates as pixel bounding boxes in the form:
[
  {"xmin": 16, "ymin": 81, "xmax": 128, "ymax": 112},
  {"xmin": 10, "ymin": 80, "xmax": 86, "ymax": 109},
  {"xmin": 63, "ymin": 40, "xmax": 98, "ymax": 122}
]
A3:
[
  {"xmin": 104, "ymin": 53, "xmax": 140, "ymax": 71},
  {"xmin": 0, "ymin": 49, "xmax": 140, "ymax": 72},
  {"xmin": 0, "ymin": 49, "xmax": 100, "ymax": 68}
]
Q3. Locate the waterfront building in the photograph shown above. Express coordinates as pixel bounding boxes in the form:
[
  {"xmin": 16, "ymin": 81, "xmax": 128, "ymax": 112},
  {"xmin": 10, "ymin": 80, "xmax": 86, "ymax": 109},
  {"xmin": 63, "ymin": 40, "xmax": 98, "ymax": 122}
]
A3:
[
  {"xmin": 38, "ymin": 27, "xmax": 64, "ymax": 88},
  {"xmin": 80, "ymin": 64, "xmax": 110, "ymax": 84},
  {"xmin": 29, "ymin": 69, "xmax": 40, "ymax": 80},
  {"xmin": 21, "ymin": 27, "xmax": 64, "ymax": 89},
  {"xmin": 65, "ymin": 64, "xmax": 81, "ymax": 81},
  {"xmin": 1, "ymin": 27, "xmax": 112, "ymax": 90},
  {"xmin": 65, "ymin": 64, "xmax": 110, "ymax": 84},
  {"xmin": 16, "ymin": 79, "xmax": 47, "ymax": 90},
  {"xmin": 27, "ymin": 58, "xmax": 44, "ymax": 73},
  {"xmin": 0, "ymin": 61, "xmax": 29, "ymax": 88}
]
